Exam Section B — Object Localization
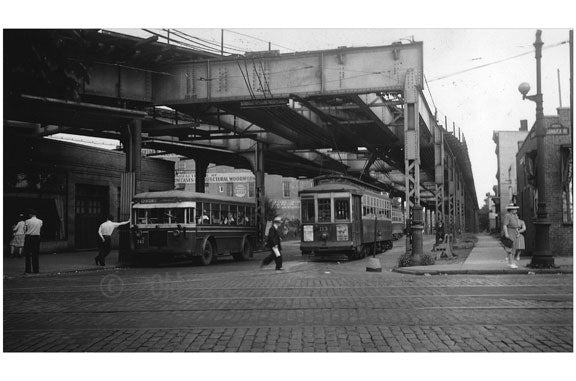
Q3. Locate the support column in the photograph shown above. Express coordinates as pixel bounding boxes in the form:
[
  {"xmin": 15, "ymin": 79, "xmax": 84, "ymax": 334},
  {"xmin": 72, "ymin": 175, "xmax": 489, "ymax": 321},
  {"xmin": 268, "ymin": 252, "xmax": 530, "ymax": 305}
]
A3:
[
  {"xmin": 254, "ymin": 142, "xmax": 266, "ymax": 244},
  {"xmin": 195, "ymin": 159, "xmax": 209, "ymax": 193},
  {"xmin": 448, "ymin": 155, "xmax": 456, "ymax": 237},
  {"xmin": 131, "ymin": 119, "xmax": 142, "ymax": 194},
  {"xmin": 403, "ymin": 69, "xmax": 423, "ymax": 261},
  {"xmin": 119, "ymin": 119, "xmax": 142, "ymax": 265},
  {"xmin": 434, "ymin": 122, "xmax": 445, "ymax": 227}
]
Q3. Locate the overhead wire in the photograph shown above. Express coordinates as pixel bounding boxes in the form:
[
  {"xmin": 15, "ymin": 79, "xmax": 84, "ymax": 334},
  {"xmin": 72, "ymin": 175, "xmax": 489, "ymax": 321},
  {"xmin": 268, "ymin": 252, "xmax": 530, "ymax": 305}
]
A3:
[
  {"xmin": 428, "ymin": 40, "xmax": 568, "ymax": 82},
  {"xmin": 223, "ymin": 29, "xmax": 298, "ymax": 53},
  {"xmin": 169, "ymin": 28, "xmax": 247, "ymax": 54}
]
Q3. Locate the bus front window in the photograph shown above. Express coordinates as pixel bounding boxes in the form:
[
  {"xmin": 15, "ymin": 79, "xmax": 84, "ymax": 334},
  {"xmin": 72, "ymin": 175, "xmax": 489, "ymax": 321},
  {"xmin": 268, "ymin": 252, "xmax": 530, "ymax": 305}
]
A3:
[{"xmin": 135, "ymin": 209, "xmax": 148, "ymax": 224}]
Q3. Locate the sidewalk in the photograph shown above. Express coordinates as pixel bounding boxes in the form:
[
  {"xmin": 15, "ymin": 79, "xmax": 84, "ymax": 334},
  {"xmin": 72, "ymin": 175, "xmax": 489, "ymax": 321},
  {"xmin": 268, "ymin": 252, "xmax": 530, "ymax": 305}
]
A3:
[
  {"xmin": 3, "ymin": 250, "xmax": 119, "ymax": 279},
  {"xmin": 394, "ymin": 233, "xmax": 573, "ymax": 275}
]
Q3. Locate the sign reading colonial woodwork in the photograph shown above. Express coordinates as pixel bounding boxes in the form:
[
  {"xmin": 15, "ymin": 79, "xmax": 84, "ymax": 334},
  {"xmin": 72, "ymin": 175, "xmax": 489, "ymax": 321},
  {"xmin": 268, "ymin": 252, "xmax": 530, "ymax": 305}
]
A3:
[{"xmin": 175, "ymin": 171, "xmax": 255, "ymax": 184}]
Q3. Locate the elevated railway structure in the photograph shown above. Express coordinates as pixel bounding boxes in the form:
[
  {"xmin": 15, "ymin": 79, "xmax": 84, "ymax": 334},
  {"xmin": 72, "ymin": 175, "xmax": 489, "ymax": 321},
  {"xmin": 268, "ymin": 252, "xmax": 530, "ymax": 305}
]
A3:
[{"xmin": 4, "ymin": 29, "xmax": 479, "ymax": 256}]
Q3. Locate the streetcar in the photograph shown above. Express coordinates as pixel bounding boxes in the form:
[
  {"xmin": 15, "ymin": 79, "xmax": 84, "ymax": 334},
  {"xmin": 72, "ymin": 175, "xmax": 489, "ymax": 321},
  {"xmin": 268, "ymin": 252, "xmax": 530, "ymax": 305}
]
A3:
[
  {"xmin": 299, "ymin": 175, "xmax": 394, "ymax": 260},
  {"xmin": 131, "ymin": 190, "xmax": 256, "ymax": 265},
  {"xmin": 391, "ymin": 207, "xmax": 405, "ymax": 241}
]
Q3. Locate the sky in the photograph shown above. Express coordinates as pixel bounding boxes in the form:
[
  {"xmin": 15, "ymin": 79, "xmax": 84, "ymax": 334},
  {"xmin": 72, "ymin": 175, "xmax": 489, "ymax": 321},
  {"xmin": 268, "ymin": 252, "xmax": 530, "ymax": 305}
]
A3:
[{"xmin": 112, "ymin": 27, "xmax": 572, "ymax": 206}]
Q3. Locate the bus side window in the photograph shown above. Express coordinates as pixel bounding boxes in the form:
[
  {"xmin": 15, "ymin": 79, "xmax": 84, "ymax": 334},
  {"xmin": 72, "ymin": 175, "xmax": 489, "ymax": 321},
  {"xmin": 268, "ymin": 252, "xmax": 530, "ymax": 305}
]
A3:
[
  {"xmin": 210, "ymin": 203, "xmax": 220, "ymax": 225},
  {"xmin": 237, "ymin": 206, "xmax": 245, "ymax": 225}
]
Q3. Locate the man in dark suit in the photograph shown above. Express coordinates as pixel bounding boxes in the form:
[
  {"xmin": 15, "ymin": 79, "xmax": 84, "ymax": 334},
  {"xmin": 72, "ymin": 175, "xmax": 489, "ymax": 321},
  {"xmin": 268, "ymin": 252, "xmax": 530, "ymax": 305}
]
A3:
[{"xmin": 260, "ymin": 216, "xmax": 283, "ymax": 271}]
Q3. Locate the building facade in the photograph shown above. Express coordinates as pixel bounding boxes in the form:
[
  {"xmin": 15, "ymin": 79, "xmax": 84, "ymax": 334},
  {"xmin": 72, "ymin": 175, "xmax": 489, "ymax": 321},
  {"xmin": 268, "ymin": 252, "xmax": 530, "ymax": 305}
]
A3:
[
  {"xmin": 516, "ymin": 107, "xmax": 572, "ymax": 256},
  {"xmin": 174, "ymin": 160, "xmax": 313, "ymax": 221},
  {"xmin": 3, "ymin": 138, "xmax": 175, "ymax": 252},
  {"xmin": 492, "ymin": 122, "xmax": 530, "ymax": 228}
]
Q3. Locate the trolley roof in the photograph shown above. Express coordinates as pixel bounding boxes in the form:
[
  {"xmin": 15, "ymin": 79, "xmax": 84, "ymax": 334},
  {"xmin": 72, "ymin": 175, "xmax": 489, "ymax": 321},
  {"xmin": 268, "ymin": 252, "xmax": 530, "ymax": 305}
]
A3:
[{"xmin": 300, "ymin": 174, "xmax": 390, "ymax": 198}]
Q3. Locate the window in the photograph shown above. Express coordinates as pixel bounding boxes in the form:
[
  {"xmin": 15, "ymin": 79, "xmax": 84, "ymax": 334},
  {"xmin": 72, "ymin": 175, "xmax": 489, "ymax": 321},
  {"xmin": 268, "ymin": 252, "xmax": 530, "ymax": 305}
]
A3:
[
  {"xmin": 226, "ymin": 182, "xmax": 234, "ymax": 197},
  {"xmin": 334, "ymin": 198, "xmax": 350, "ymax": 221},
  {"xmin": 301, "ymin": 198, "xmax": 315, "ymax": 223},
  {"xmin": 318, "ymin": 198, "xmax": 331, "ymax": 222},
  {"xmin": 186, "ymin": 208, "xmax": 196, "ymax": 224},
  {"xmin": 249, "ymin": 182, "xmax": 255, "ymax": 198},
  {"xmin": 218, "ymin": 186, "xmax": 224, "ymax": 193},
  {"xmin": 283, "ymin": 181, "xmax": 291, "ymax": 198},
  {"xmin": 210, "ymin": 203, "xmax": 220, "ymax": 224}
]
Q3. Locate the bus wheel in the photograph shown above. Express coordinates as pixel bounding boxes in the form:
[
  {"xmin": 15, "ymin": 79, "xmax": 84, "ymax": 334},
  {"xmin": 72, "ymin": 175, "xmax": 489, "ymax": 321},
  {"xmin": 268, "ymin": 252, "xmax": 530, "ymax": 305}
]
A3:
[
  {"xmin": 237, "ymin": 240, "xmax": 252, "ymax": 261},
  {"xmin": 199, "ymin": 241, "xmax": 213, "ymax": 266}
]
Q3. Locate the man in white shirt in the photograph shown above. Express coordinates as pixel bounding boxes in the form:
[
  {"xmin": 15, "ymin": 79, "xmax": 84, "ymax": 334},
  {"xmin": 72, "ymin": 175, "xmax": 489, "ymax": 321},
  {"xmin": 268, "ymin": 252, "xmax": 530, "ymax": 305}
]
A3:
[
  {"xmin": 95, "ymin": 214, "xmax": 130, "ymax": 266},
  {"xmin": 24, "ymin": 209, "xmax": 43, "ymax": 273}
]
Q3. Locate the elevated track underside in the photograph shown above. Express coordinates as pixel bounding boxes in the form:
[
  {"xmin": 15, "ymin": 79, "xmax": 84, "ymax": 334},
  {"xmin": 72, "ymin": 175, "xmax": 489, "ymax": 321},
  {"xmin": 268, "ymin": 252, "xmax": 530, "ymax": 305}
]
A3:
[{"xmin": 4, "ymin": 29, "xmax": 478, "ymax": 232}]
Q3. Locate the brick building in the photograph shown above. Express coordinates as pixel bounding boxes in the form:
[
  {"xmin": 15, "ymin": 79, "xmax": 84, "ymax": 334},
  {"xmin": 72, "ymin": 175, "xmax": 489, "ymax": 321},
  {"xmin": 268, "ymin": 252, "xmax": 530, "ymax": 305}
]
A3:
[
  {"xmin": 174, "ymin": 160, "xmax": 313, "ymax": 221},
  {"xmin": 3, "ymin": 137, "xmax": 174, "ymax": 252},
  {"xmin": 516, "ymin": 107, "xmax": 572, "ymax": 256},
  {"xmin": 492, "ymin": 123, "xmax": 530, "ymax": 228}
]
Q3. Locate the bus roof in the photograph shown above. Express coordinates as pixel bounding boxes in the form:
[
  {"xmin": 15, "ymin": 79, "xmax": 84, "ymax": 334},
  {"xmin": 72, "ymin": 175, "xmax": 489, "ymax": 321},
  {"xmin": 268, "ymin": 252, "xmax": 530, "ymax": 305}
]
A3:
[{"xmin": 133, "ymin": 190, "xmax": 255, "ymax": 205}]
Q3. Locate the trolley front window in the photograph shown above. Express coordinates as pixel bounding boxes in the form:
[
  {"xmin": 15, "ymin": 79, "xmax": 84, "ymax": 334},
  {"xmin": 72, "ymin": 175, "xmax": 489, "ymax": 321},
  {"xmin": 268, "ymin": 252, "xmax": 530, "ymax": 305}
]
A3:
[
  {"xmin": 318, "ymin": 198, "xmax": 331, "ymax": 222},
  {"xmin": 334, "ymin": 198, "xmax": 350, "ymax": 221},
  {"xmin": 301, "ymin": 198, "xmax": 315, "ymax": 223}
]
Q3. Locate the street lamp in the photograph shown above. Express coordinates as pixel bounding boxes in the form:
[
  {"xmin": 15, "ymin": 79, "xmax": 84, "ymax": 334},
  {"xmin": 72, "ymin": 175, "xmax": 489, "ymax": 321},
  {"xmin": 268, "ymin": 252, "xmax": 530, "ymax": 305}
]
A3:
[{"xmin": 518, "ymin": 30, "xmax": 554, "ymax": 268}]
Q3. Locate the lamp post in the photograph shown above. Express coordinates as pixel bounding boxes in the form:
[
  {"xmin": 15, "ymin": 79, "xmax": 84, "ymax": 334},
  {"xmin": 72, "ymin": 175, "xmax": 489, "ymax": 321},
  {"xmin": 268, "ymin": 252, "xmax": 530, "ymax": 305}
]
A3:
[{"xmin": 518, "ymin": 29, "xmax": 554, "ymax": 268}]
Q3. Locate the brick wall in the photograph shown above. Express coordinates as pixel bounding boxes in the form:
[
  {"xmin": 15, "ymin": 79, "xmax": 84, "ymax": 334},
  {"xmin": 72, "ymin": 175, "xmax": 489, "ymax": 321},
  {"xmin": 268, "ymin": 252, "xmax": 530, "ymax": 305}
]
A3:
[{"xmin": 516, "ymin": 108, "xmax": 572, "ymax": 256}]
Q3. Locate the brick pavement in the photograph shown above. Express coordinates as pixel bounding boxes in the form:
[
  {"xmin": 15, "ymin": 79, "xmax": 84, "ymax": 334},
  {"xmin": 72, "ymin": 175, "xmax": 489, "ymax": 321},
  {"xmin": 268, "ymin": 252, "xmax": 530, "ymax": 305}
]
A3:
[{"xmin": 4, "ymin": 263, "xmax": 573, "ymax": 352}]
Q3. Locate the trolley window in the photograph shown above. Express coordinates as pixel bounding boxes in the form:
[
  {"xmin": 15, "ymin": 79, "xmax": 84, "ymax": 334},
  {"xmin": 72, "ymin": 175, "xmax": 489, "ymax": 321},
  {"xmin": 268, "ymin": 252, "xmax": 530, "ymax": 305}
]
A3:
[
  {"xmin": 301, "ymin": 198, "xmax": 315, "ymax": 223},
  {"xmin": 318, "ymin": 198, "xmax": 331, "ymax": 222},
  {"xmin": 334, "ymin": 198, "xmax": 350, "ymax": 221}
]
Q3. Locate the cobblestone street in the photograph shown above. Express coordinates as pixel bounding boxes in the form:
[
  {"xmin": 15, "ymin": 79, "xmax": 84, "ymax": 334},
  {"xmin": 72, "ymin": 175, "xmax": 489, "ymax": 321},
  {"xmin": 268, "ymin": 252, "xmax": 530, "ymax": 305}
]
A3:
[{"xmin": 3, "ymin": 242, "xmax": 573, "ymax": 352}]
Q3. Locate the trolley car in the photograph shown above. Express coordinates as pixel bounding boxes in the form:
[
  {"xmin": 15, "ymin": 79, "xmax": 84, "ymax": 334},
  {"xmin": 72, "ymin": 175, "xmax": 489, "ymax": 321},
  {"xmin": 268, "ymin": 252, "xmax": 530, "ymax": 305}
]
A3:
[
  {"xmin": 391, "ymin": 207, "xmax": 405, "ymax": 241},
  {"xmin": 299, "ymin": 175, "xmax": 394, "ymax": 260},
  {"xmin": 131, "ymin": 190, "xmax": 256, "ymax": 265}
]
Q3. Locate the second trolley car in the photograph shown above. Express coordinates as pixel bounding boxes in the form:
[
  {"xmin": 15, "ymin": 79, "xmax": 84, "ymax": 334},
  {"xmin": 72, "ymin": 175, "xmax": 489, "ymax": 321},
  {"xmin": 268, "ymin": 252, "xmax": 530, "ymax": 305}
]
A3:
[{"xmin": 299, "ymin": 175, "xmax": 394, "ymax": 260}]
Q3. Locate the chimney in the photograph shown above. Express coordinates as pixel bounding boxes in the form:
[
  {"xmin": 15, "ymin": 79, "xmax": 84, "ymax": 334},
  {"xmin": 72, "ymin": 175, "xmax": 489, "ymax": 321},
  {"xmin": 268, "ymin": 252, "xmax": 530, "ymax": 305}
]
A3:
[{"xmin": 519, "ymin": 120, "xmax": 528, "ymax": 131}]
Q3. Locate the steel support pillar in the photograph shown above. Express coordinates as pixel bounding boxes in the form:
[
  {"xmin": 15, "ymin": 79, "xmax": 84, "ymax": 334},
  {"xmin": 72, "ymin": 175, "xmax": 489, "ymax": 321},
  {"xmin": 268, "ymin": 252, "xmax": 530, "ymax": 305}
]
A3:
[
  {"xmin": 434, "ymin": 123, "xmax": 445, "ymax": 226},
  {"xmin": 448, "ymin": 155, "xmax": 456, "ymax": 237},
  {"xmin": 195, "ymin": 159, "xmax": 209, "ymax": 193},
  {"xmin": 119, "ymin": 119, "xmax": 142, "ymax": 265},
  {"xmin": 252, "ymin": 142, "xmax": 266, "ymax": 244},
  {"xmin": 403, "ymin": 69, "xmax": 423, "ymax": 261}
]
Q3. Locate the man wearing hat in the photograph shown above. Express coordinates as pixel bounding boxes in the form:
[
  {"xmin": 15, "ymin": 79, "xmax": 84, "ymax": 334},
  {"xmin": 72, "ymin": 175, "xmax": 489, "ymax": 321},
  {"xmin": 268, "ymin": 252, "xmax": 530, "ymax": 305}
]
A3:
[
  {"xmin": 261, "ymin": 216, "xmax": 284, "ymax": 271},
  {"xmin": 502, "ymin": 203, "xmax": 521, "ymax": 268},
  {"xmin": 23, "ymin": 209, "xmax": 43, "ymax": 273}
]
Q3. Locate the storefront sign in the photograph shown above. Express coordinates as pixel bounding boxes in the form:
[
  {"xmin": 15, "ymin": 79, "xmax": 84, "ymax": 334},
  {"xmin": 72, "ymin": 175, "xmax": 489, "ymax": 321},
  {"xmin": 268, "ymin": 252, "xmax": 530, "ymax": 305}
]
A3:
[
  {"xmin": 234, "ymin": 184, "xmax": 247, "ymax": 197},
  {"xmin": 175, "ymin": 171, "xmax": 255, "ymax": 184}
]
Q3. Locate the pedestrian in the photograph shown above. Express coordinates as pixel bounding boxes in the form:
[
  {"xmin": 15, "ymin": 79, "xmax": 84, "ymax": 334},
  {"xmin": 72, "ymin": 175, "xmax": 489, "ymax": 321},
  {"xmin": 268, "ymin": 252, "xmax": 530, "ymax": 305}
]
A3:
[
  {"xmin": 502, "ymin": 203, "xmax": 520, "ymax": 268},
  {"xmin": 95, "ymin": 214, "xmax": 130, "ymax": 266},
  {"xmin": 9, "ymin": 214, "xmax": 26, "ymax": 258},
  {"xmin": 515, "ymin": 218, "xmax": 527, "ymax": 261},
  {"xmin": 23, "ymin": 209, "xmax": 43, "ymax": 273},
  {"xmin": 260, "ymin": 216, "xmax": 283, "ymax": 271},
  {"xmin": 433, "ymin": 218, "xmax": 445, "ymax": 250}
]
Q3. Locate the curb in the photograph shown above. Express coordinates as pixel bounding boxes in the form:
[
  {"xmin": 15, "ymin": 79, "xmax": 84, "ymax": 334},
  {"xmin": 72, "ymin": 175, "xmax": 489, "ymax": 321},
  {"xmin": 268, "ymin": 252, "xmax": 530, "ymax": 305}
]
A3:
[{"xmin": 392, "ymin": 268, "xmax": 573, "ymax": 276}]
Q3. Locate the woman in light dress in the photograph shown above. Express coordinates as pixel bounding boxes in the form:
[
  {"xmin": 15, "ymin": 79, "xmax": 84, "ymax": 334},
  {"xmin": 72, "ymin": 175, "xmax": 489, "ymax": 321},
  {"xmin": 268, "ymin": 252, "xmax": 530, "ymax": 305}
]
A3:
[
  {"xmin": 502, "ymin": 203, "xmax": 526, "ymax": 268},
  {"xmin": 9, "ymin": 214, "xmax": 26, "ymax": 258}
]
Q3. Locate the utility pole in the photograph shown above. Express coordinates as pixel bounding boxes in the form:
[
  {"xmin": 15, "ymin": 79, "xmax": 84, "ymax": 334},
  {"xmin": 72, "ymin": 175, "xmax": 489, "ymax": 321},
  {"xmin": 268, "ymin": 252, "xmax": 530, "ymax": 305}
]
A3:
[{"xmin": 519, "ymin": 30, "xmax": 554, "ymax": 268}]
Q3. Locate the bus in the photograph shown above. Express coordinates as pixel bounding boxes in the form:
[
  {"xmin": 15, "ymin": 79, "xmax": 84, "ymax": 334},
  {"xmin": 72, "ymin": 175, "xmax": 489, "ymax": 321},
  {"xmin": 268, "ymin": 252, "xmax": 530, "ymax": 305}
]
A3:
[
  {"xmin": 299, "ymin": 175, "xmax": 394, "ymax": 260},
  {"xmin": 131, "ymin": 190, "xmax": 256, "ymax": 265}
]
